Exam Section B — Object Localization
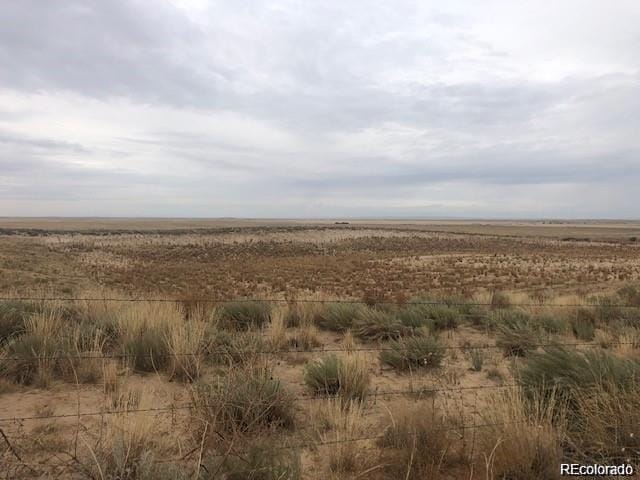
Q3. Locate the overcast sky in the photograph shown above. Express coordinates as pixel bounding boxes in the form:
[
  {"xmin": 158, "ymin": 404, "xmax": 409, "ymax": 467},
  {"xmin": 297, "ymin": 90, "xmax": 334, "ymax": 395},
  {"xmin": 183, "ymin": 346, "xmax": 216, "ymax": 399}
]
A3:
[{"xmin": 1, "ymin": 1, "xmax": 639, "ymax": 218}]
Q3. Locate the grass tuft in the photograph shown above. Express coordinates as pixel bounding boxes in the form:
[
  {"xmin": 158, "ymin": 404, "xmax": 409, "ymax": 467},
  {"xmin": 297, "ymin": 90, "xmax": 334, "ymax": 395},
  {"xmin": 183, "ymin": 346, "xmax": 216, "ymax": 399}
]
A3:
[
  {"xmin": 303, "ymin": 354, "xmax": 369, "ymax": 402},
  {"xmin": 379, "ymin": 336, "xmax": 444, "ymax": 371},
  {"xmin": 217, "ymin": 301, "xmax": 272, "ymax": 331}
]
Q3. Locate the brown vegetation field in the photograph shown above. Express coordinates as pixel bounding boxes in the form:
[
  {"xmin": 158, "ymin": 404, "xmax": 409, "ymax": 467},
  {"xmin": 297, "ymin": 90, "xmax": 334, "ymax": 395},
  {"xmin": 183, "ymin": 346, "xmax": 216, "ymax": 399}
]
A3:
[{"xmin": 1, "ymin": 219, "xmax": 639, "ymax": 479}]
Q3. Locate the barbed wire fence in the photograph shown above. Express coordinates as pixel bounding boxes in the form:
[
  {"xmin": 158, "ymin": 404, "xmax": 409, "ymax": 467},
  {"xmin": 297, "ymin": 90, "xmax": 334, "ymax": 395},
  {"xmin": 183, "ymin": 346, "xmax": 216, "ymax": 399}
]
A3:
[{"xmin": 1, "ymin": 294, "xmax": 639, "ymax": 477}]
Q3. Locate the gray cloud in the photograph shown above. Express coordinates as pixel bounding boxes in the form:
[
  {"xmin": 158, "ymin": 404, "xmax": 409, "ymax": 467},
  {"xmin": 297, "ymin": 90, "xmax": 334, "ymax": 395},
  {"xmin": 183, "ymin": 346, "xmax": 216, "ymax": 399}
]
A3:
[{"xmin": 0, "ymin": 1, "xmax": 639, "ymax": 217}]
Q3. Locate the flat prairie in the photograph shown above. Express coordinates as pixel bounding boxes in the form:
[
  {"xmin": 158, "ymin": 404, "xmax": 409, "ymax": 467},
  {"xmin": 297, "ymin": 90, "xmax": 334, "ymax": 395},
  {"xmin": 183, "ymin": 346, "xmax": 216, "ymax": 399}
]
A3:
[
  {"xmin": 1, "ymin": 218, "xmax": 639, "ymax": 299},
  {"xmin": 1, "ymin": 219, "xmax": 639, "ymax": 479}
]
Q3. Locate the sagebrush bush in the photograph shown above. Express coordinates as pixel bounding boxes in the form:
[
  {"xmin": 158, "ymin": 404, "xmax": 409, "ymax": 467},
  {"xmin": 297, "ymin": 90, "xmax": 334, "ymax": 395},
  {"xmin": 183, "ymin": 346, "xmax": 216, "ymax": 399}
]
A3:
[
  {"xmin": 193, "ymin": 366, "xmax": 295, "ymax": 435},
  {"xmin": 217, "ymin": 301, "xmax": 272, "ymax": 330},
  {"xmin": 303, "ymin": 354, "xmax": 369, "ymax": 402},
  {"xmin": 353, "ymin": 308, "xmax": 415, "ymax": 341},
  {"xmin": 313, "ymin": 303, "xmax": 362, "ymax": 332},
  {"xmin": 379, "ymin": 336, "xmax": 444, "ymax": 371}
]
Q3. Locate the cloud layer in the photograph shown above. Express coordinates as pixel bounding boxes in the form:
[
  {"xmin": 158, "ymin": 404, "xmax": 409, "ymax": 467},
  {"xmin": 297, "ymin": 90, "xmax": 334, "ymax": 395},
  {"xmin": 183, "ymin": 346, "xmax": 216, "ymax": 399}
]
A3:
[{"xmin": 1, "ymin": 0, "xmax": 639, "ymax": 218}]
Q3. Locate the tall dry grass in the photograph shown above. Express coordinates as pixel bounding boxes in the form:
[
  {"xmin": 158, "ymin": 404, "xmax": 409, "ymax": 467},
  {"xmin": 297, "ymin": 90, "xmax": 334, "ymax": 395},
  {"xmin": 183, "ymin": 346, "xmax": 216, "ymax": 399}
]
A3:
[{"xmin": 476, "ymin": 388, "xmax": 564, "ymax": 480}]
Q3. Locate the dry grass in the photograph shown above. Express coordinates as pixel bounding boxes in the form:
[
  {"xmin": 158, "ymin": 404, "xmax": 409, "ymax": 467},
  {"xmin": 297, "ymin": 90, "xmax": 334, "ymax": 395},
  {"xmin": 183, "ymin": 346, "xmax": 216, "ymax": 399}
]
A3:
[
  {"xmin": 476, "ymin": 388, "xmax": 564, "ymax": 480},
  {"xmin": 310, "ymin": 399, "xmax": 371, "ymax": 476},
  {"xmin": 377, "ymin": 400, "xmax": 465, "ymax": 480},
  {"xmin": 165, "ymin": 319, "xmax": 205, "ymax": 381}
]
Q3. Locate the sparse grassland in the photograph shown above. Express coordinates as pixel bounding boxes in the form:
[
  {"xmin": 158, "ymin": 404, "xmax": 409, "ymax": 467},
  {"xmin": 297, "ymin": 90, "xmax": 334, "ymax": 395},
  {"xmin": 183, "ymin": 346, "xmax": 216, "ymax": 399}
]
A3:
[{"xmin": 1, "ymin": 220, "xmax": 640, "ymax": 478}]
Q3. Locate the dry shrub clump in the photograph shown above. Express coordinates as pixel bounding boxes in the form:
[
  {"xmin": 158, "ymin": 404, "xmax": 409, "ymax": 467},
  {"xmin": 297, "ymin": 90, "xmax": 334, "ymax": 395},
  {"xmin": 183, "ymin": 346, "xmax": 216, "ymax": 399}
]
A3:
[
  {"xmin": 379, "ymin": 335, "xmax": 444, "ymax": 371},
  {"xmin": 377, "ymin": 400, "xmax": 464, "ymax": 480},
  {"xmin": 303, "ymin": 354, "xmax": 370, "ymax": 402}
]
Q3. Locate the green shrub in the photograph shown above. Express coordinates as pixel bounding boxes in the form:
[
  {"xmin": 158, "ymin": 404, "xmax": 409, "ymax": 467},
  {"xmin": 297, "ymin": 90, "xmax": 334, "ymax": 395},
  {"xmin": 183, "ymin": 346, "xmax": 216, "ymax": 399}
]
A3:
[
  {"xmin": 313, "ymin": 303, "xmax": 362, "ymax": 332},
  {"xmin": 424, "ymin": 305, "xmax": 459, "ymax": 331},
  {"xmin": 379, "ymin": 336, "xmax": 444, "ymax": 371},
  {"xmin": 303, "ymin": 354, "xmax": 369, "ymax": 402},
  {"xmin": 519, "ymin": 347, "xmax": 640, "ymax": 414},
  {"xmin": 304, "ymin": 354, "xmax": 341, "ymax": 395},
  {"xmin": 535, "ymin": 314, "xmax": 567, "ymax": 335},
  {"xmin": 353, "ymin": 309, "xmax": 415, "ymax": 341},
  {"xmin": 123, "ymin": 330, "xmax": 170, "ymax": 373},
  {"xmin": 0, "ymin": 333, "xmax": 61, "ymax": 385},
  {"xmin": 218, "ymin": 301, "xmax": 272, "ymax": 330},
  {"xmin": 193, "ymin": 366, "xmax": 295, "ymax": 434},
  {"xmin": 570, "ymin": 310, "xmax": 596, "ymax": 341},
  {"xmin": 495, "ymin": 311, "xmax": 537, "ymax": 356},
  {"xmin": 0, "ymin": 301, "xmax": 38, "ymax": 344},
  {"xmin": 395, "ymin": 305, "xmax": 430, "ymax": 329}
]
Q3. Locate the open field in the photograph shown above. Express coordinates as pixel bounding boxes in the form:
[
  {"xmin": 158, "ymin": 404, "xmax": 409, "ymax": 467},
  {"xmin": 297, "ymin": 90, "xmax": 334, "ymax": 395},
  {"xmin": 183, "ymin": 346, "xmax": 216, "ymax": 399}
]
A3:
[
  {"xmin": 1, "ymin": 219, "xmax": 640, "ymax": 479},
  {"xmin": 1, "ymin": 219, "xmax": 640, "ymax": 300}
]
